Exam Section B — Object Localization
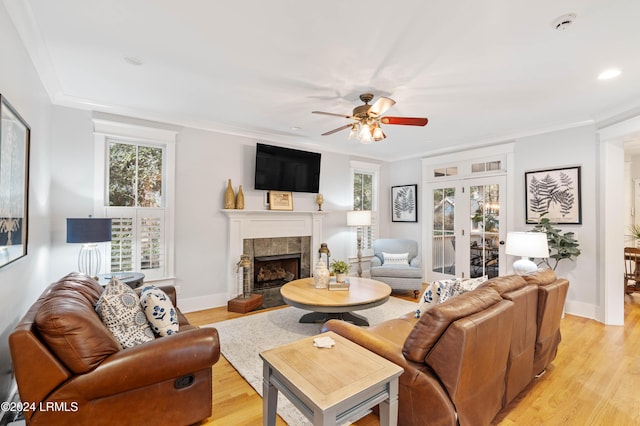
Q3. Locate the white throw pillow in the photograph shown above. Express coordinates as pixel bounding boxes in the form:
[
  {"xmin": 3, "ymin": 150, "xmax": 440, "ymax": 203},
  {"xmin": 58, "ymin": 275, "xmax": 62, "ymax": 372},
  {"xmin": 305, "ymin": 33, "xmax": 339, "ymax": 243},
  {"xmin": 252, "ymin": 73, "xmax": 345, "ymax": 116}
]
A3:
[
  {"xmin": 140, "ymin": 285, "xmax": 179, "ymax": 336},
  {"xmin": 95, "ymin": 278, "xmax": 155, "ymax": 348},
  {"xmin": 459, "ymin": 275, "xmax": 489, "ymax": 292},
  {"xmin": 382, "ymin": 252, "xmax": 409, "ymax": 265}
]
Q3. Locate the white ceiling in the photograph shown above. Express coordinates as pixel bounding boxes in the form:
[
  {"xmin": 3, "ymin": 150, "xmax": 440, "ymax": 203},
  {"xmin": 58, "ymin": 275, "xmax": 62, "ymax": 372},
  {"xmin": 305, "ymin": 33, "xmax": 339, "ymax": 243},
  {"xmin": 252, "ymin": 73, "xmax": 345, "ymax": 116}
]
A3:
[{"xmin": 5, "ymin": 0, "xmax": 640, "ymax": 161}]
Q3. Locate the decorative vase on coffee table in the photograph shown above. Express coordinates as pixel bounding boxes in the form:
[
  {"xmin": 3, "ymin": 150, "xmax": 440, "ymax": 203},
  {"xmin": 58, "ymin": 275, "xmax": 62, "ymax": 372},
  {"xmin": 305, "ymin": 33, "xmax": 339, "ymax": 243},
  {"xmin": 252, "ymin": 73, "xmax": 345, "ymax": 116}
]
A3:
[
  {"xmin": 314, "ymin": 259, "xmax": 329, "ymax": 288},
  {"xmin": 336, "ymin": 273, "xmax": 346, "ymax": 283}
]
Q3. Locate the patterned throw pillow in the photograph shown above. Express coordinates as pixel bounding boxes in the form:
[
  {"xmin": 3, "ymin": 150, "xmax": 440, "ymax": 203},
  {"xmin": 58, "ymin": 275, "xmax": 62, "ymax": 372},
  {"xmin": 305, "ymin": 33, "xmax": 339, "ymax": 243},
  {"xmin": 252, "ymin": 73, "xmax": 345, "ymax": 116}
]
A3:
[
  {"xmin": 140, "ymin": 285, "xmax": 179, "ymax": 336},
  {"xmin": 95, "ymin": 278, "xmax": 155, "ymax": 348},
  {"xmin": 437, "ymin": 278, "xmax": 460, "ymax": 304},
  {"xmin": 415, "ymin": 278, "xmax": 456, "ymax": 318},
  {"xmin": 382, "ymin": 252, "xmax": 410, "ymax": 265}
]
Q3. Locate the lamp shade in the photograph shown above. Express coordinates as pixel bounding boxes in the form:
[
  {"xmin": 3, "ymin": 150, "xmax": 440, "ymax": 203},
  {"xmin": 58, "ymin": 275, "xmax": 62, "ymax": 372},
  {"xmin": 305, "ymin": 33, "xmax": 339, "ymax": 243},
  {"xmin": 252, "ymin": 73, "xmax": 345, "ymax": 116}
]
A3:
[
  {"xmin": 505, "ymin": 232, "xmax": 549, "ymax": 258},
  {"xmin": 347, "ymin": 210, "xmax": 371, "ymax": 227},
  {"xmin": 66, "ymin": 218, "xmax": 112, "ymax": 243}
]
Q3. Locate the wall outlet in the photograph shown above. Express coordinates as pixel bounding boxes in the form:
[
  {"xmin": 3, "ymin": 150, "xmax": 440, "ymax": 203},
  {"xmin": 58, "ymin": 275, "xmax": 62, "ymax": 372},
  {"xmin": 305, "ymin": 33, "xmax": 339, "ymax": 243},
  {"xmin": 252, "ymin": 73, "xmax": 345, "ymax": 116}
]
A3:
[{"xmin": 175, "ymin": 285, "xmax": 181, "ymax": 294}]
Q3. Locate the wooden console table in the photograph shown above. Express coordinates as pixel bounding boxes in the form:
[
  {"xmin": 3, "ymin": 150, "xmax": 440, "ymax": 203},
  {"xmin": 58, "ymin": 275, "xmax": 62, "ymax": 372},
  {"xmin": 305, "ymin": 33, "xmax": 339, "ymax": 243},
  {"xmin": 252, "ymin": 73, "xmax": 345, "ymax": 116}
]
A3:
[{"xmin": 260, "ymin": 331, "xmax": 403, "ymax": 426}]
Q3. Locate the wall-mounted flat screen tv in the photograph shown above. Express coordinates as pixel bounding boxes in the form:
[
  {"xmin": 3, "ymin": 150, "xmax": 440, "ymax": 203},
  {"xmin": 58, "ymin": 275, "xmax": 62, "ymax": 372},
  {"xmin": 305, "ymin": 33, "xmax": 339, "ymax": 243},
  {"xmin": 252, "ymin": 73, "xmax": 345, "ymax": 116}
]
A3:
[{"xmin": 254, "ymin": 143, "xmax": 321, "ymax": 193}]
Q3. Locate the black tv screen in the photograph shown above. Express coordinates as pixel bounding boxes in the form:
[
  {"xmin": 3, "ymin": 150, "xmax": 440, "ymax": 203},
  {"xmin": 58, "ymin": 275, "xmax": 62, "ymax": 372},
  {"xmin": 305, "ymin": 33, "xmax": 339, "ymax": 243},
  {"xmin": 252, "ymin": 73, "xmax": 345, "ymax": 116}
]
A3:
[{"xmin": 254, "ymin": 143, "xmax": 321, "ymax": 193}]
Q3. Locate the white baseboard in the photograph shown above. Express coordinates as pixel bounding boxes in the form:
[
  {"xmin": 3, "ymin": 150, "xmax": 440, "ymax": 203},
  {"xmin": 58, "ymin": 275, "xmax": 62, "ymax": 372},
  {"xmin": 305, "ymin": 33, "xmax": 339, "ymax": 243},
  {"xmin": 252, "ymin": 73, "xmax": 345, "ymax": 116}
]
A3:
[
  {"xmin": 565, "ymin": 300, "xmax": 597, "ymax": 320},
  {"xmin": 178, "ymin": 292, "xmax": 229, "ymax": 313}
]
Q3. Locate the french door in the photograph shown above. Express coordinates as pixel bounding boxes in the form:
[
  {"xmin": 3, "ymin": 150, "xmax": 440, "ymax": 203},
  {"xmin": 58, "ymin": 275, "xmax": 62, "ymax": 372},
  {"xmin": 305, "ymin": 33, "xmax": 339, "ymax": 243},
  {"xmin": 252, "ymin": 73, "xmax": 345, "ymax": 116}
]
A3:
[{"xmin": 428, "ymin": 176, "xmax": 506, "ymax": 281}]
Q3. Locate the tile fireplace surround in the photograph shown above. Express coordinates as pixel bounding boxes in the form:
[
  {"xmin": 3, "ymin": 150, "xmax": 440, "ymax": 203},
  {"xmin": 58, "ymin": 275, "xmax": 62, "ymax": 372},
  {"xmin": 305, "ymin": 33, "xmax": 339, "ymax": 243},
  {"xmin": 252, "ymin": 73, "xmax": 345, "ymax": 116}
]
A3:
[{"xmin": 222, "ymin": 210, "xmax": 325, "ymax": 299}]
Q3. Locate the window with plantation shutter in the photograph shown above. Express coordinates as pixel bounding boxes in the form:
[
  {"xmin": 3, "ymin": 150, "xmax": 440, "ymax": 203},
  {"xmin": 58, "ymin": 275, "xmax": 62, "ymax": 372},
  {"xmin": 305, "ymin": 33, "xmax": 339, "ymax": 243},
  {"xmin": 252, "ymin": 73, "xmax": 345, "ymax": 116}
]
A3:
[
  {"xmin": 110, "ymin": 216, "xmax": 134, "ymax": 272},
  {"xmin": 351, "ymin": 161, "xmax": 379, "ymax": 257},
  {"xmin": 93, "ymin": 117, "xmax": 176, "ymax": 282}
]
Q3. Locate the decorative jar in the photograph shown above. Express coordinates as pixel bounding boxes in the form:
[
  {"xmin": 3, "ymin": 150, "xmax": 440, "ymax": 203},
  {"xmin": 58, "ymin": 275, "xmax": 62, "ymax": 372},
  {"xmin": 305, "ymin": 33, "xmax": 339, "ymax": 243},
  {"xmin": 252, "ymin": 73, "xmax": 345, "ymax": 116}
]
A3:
[{"xmin": 314, "ymin": 259, "xmax": 330, "ymax": 289}]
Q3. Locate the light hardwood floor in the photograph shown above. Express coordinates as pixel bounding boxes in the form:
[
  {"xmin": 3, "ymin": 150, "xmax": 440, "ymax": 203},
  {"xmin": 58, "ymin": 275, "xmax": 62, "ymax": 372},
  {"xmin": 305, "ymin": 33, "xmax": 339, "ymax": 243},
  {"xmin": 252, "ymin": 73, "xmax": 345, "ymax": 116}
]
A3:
[{"xmin": 186, "ymin": 290, "xmax": 640, "ymax": 426}]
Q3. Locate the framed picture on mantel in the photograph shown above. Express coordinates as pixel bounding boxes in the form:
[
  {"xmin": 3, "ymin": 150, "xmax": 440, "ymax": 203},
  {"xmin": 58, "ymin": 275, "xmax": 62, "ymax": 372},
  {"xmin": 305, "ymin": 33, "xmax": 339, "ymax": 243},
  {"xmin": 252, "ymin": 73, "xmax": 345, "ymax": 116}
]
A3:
[{"xmin": 269, "ymin": 191, "xmax": 294, "ymax": 211}]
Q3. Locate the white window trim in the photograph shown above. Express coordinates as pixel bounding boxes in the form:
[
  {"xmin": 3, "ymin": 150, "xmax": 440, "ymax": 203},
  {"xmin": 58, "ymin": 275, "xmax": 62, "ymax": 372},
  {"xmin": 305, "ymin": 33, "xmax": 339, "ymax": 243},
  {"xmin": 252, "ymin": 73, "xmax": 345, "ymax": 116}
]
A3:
[
  {"xmin": 92, "ymin": 118, "xmax": 177, "ymax": 282},
  {"xmin": 350, "ymin": 160, "xmax": 380, "ymax": 258}
]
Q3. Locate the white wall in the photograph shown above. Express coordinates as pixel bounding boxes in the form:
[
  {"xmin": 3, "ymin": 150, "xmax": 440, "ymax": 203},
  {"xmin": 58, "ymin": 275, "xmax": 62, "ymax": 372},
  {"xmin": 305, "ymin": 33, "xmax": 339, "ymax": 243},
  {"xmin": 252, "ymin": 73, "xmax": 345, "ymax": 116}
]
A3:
[
  {"xmin": 387, "ymin": 157, "xmax": 422, "ymax": 248},
  {"xmin": 514, "ymin": 125, "xmax": 598, "ymax": 318},
  {"xmin": 48, "ymin": 106, "xmax": 95, "ymax": 279},
  {"xmin": 44, "ymin": 116, "xmax": 376, "ymax": 309},
  {"xmin": 173, "ymin": 129, "xmax": 382, "ymax": 306},
  {"xmin": 387, "ymin": 125, "xmax": 600, "ymax": 319},
  {"xmin": 0, "ymin": 3, "xmax": 53, "ymax": 405}
]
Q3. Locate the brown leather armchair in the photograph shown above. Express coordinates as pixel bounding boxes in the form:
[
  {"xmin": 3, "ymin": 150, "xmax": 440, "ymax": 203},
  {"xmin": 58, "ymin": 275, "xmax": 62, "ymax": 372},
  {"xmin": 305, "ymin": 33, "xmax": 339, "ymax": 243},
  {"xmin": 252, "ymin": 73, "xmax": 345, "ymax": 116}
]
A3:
[
  {"xmin": 324, "ymin": 287, "xmax": 515, "ymax": 426},
  {"xmin": 9, "ymin": 273, "xmax": 220, "ymax": 425}
]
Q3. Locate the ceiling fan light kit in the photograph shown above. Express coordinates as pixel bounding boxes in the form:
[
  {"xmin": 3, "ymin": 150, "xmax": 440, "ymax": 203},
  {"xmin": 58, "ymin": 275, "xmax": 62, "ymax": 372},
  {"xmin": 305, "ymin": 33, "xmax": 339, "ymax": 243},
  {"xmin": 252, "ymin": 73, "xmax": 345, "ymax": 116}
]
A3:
[{"xmin": 312, "ymin": 93, "xmax": 428, "ymax": 144}]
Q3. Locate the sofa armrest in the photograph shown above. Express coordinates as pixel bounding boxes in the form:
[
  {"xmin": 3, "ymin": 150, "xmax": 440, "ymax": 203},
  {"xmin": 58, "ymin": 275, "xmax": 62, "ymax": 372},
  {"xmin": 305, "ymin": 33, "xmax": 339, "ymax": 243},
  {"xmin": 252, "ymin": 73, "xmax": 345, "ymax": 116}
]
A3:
[
  {"xmin": 68, "ymin": 327, "xmax": 220, "ymax": 399},
  {"xmin": 370, "ymin": 256, "xmax": 382, "ymax": 267}
]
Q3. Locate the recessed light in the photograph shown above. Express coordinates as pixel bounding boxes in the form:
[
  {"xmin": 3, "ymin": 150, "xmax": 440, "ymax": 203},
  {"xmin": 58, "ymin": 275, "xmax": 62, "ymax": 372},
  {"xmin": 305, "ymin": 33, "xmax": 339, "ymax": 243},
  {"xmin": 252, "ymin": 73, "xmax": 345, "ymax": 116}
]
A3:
[
  {"xmin": 290, "ymin": 126, "xmax": 302, "ymax": 131},
  {"xmin": 598, "ymin": 68, "xmax": 621, "ymax": 80},
  {"xmin": 124, "ymin": 56, "xmax": 143, "ymax": 66}
]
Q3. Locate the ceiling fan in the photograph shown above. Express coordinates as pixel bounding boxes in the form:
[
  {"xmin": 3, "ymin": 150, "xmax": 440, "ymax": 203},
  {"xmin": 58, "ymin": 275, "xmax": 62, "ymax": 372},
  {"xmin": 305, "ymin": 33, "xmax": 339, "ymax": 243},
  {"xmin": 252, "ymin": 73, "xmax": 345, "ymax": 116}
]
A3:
[{"xmin": 312, "ymin": 93, "xmax": 428, "ymax": 143}]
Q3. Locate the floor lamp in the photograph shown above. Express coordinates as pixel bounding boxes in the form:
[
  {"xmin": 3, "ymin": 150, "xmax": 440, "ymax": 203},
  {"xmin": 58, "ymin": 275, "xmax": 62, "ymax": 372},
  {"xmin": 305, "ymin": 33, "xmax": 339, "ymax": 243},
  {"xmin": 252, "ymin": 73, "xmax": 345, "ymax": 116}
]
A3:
[
  {"xmin": 66, "ymin": 217, "xmax": 112, "ymax": 278},
  {"xmin": 347, "ymin": 210, "xmax": 371, "ymax": 277}
]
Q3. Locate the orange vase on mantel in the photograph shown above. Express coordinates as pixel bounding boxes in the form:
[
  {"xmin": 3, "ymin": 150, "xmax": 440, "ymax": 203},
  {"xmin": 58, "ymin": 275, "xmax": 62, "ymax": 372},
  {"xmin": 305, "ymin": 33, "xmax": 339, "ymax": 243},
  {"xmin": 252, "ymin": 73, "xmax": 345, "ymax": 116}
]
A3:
[{"xmin": 224, "ymin": 179, "xmax": 235, "ymax": 209}]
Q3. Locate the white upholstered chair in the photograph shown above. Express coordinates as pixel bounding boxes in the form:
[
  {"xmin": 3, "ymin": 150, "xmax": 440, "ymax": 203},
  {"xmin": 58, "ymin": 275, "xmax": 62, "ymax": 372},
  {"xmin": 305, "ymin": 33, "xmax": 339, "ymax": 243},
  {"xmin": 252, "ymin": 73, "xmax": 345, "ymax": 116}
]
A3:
[{"xmin": 370, "ymin": 239, "xmax": 423, "ymax": 297}]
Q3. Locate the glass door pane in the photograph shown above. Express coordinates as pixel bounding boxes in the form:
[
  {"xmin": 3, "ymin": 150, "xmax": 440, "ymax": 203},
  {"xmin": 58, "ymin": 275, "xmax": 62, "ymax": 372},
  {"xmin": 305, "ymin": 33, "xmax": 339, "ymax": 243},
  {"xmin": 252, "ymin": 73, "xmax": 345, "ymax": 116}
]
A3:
[
  {"xmin": 432, "ymin": 187, "xmax": 456, "ymax": 276},
  {"xmin": 469, "ymin": 184, "xmax": 500, "ymax": 278}
]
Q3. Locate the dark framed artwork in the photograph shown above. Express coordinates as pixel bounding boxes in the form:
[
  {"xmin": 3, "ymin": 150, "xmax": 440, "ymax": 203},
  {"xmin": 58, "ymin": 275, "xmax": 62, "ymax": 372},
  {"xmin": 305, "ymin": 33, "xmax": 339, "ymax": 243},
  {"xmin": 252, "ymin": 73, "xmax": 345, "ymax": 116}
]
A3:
[
  {"xmin": 0, "ymin": 95, "xmax": 31, "ymax": 268},
  {"xmin": 392, "ymin": 184, "xmax": 418, "ymax": 222},
  {"xmin": 525, "ymin": 166, "xmax": 581, "ymax": 224}
]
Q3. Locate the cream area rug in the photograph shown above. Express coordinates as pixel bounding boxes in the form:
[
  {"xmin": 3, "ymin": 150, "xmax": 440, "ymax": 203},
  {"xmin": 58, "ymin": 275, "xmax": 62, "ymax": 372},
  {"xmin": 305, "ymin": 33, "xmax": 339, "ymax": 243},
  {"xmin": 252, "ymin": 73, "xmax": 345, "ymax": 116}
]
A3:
[{"xmin": 203, "ymin": 297, "xmax": 415, "ymax": 426}]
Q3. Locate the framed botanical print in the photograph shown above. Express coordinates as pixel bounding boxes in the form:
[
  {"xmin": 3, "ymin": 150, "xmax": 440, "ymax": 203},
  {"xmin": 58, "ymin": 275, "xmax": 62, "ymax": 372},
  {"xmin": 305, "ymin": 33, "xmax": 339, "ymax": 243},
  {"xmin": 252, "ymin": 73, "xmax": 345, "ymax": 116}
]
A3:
[
  {"xmin": 0, "ymin": 95, "xmax": 31, "ymax": 267},
  {"xmin": 391, "ymin": 184, "xmax": 418, "ymax": 222},
  {"xmin": 525, "ymin": 166, "xmax": 581, "ymax": 224}
]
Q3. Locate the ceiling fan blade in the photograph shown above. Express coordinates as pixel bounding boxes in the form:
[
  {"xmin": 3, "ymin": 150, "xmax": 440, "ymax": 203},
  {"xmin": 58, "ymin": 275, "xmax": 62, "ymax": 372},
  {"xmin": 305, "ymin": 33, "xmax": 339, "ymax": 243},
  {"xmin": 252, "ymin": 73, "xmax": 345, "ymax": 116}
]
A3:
[
  {"xmin": 368, "ymin": 97, "xmax": 396, "ymax": 117},
  {"xmin": 380, "ymin": 116, "xmax": 428, "ymax": 126},
  {"xmin": 321, "ymin": 124, "xmax": 352, "ymax": 136},
  {"xmin": 312, "ymin": 111, "xmax": 351, "ymax": 119}
]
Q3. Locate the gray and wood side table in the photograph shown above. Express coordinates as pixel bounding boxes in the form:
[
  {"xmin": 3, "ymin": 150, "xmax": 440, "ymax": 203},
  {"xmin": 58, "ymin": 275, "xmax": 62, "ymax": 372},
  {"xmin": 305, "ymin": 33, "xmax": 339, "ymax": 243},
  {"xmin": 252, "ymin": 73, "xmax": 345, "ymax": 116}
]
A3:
[{"xmin": 260, "ymin": 331, "xmax": 403, "ymax": 426}]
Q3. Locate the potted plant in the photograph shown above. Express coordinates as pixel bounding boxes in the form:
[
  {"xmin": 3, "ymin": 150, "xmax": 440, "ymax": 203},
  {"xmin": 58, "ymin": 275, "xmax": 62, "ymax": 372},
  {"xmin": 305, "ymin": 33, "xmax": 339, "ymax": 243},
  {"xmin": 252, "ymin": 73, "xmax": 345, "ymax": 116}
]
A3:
[
  {"xmin": 531, "ymin": 213, "xmax": 581, "ymax": 271},
  {"xmin": 628, "ymin": 224, "xmax": 640, "ymax": 246},
  {"xmin": 330, "ymin": 260, "xmax": 351, "ymax": 283}
]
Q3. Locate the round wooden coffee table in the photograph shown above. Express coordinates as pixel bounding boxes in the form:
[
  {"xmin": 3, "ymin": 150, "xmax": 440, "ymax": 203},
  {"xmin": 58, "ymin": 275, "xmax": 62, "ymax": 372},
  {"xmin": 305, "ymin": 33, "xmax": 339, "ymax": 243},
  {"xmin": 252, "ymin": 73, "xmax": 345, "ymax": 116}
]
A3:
[{"xmin": 280, "ymin": 277, "xmax": 391, "ymax": 326}]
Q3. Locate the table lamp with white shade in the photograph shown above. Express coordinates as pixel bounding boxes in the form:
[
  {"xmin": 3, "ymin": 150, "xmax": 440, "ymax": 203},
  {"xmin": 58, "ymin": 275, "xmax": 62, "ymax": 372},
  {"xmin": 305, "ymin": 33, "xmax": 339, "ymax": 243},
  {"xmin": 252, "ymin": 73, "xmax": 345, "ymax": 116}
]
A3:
[
  {"xmin": 347, "ymin": 210, "xmax": 371, "ymax": 277},
  {"xmin": 505, "ymin": 231, "xmax": 549, "ymax": 275}
]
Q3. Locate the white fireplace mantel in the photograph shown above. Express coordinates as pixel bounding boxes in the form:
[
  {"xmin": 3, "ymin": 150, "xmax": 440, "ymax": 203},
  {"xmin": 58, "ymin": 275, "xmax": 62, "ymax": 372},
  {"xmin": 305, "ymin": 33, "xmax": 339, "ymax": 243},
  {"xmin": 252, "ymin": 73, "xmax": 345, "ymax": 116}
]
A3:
[{"xmin": 222, "ymin": 210, "xmax": 326, "ymax": 299}]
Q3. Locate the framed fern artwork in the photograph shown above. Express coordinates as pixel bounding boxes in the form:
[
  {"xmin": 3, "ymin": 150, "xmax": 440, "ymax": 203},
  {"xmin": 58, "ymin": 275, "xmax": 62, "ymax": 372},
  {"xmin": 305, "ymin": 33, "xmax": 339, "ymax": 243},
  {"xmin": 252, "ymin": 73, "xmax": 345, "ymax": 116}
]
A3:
[
  {"xmin": 392, "ymin": 184, "xmax": 418, "ymax": 222},
  {"xmin": 525, "ymin": 166, "xmax": 581, "ymax": 225}
]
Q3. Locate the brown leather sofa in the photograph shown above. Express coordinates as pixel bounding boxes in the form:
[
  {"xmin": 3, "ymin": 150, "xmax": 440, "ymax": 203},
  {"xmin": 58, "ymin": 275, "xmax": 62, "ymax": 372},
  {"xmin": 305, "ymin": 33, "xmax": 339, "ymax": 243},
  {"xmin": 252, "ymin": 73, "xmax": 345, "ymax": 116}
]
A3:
[
  {"xmin": 9, "ymin": 273, "xmax": 220, "ymax": 426},
  {"xmin": 323, "ymin": 269, "xmax": 569, "ymax": 426}
]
